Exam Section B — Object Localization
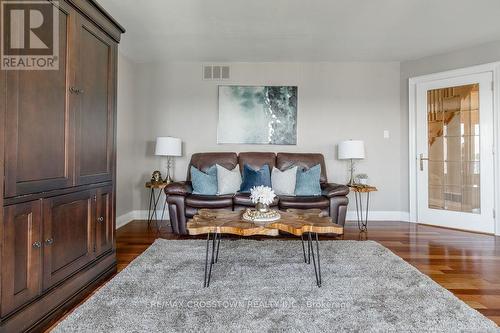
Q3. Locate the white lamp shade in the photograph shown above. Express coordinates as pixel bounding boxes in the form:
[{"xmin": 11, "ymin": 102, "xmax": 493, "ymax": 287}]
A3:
[
  {"xmin": 338, "ymin": 140, "xmax": 365, "ymax": 160},
  {"xmin": 155, "ymin": 137, "xmax": 182, "ymax": 156}
]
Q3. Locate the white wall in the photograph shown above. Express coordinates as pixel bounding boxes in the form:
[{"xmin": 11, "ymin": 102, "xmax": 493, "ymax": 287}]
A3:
[
  {"xmin": 116, "ymin": 53, "xmax": 170, "ymax": 226},
  {"xmin": 124, "ymin": 61, "xmax": 403, "ymax": 216},
  {"xmin": 400, "ymin": 40, "xmax": 500, "ymax": 211},
  {"xmin": 115, "ymin": 39, "xmax": 500, "ymax": 225},
  {"xmin": 116, "ymin": 53, "xmax": 139, "ymax": 222}
]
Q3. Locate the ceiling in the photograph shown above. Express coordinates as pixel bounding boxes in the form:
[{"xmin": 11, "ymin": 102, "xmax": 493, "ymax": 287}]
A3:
[{"xmin": 98, "ymin": 0, "xmax": 500, "ymax": 63}]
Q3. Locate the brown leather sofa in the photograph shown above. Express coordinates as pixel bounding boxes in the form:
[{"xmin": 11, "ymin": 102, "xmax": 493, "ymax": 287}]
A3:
[{"xmin": 164, "ymin": 152, "xmax": 349, "ymax": 234}]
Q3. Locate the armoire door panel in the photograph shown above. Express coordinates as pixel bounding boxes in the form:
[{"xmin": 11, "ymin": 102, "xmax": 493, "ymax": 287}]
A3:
[
  {"xmin": 4, "ymin": 1, "xmax": 75, "ymax": 197},
  {"xmin": 1, "ymin": 201, "xmax": 42, "ymax": 316},
  {"xmin": 75, "ymin": 17, "xmax": 116, "ymax": 185},
  {"xmin": 95, "ymin": 186, "xmax": 114, "ymax": 256},
  {"xmin": 0, "ymin": 0, "xmax": 122, "ymax": 331},
  {"xmin": 42, "ymin": 191, "xmax": 95, "ymax": 290}
]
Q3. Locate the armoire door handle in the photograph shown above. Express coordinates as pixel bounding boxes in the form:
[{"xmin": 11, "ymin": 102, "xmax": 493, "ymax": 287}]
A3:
[
  {"xmin": 32, "ymin": 241, "xmax": 42, "ymax": 249},
  {"xmin": 69, "ymin": 87, "xmax": 84, "ymax": 95},
  {"xmin": 45, "ymin": 238, "xmax": 54, "ymax": 245},
  {"xmin": 97, "ymin": 216, "xmax": 104, "ymax": 223}
]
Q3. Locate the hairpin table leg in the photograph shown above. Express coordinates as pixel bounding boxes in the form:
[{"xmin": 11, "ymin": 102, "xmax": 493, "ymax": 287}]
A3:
[
  {"xmin": 301, "ymin": 234, "xmax": 308, "ymax": 263},
  {"xmin": 203, "ymin": 232, "xmax": 219, "ymax": 287},
  {"xmin": 308, "ymin": 232, "xmax": 322, "ymax": 287}
]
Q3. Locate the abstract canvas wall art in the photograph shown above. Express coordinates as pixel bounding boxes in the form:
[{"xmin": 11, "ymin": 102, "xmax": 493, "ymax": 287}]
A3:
[{"xmin": 218, "ymin": 86, "xmax": 298, "ymax": 145}]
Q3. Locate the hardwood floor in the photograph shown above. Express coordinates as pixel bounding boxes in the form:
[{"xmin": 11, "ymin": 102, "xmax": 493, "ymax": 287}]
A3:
[{"xmin": 48, "ymin": 220, "xmax": 500, "ymax": 330}]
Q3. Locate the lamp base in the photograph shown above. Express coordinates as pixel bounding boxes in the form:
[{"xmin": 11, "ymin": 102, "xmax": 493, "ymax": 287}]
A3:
[
  {"xmin": 164, "ymin": 156, "xmax": 174, "ymax": 184},
  {"xmin": 348, "ymin": 159, "xmax": 356, "ymax": 186}
]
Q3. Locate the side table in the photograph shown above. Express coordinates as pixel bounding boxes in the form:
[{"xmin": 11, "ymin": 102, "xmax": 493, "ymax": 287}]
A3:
[
  {"xmin": 349, "ymin": 185, "xmax": 377, "ymax": 232},
  {"xmin": 145, "ymin": 182, "xmax": 168, "ymax": 231}
]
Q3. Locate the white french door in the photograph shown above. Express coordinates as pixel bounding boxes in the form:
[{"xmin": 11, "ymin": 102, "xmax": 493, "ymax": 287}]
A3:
[{"xmin": 416, "ymin": 72, "xmax": 495, "ymax": 233}]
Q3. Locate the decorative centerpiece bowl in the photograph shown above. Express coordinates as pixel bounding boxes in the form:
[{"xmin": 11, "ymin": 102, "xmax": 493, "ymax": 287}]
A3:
[
  {"xmin": 256, "ymin": 202, "xmax": 269, "ymax": 213},
  {"xmin": 243, "ymin": 209, "xmax": 280, "ymax": 224},
  {"xmin": 242, "ymin": 185, "xmax": 280, "ymax": 225}
]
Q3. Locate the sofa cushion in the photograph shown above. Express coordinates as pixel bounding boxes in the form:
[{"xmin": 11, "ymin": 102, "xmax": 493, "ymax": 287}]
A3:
[
  {"xmin": 191, "ymin": 165, "xmax": 217, "ymax": 195},
  {"xmin": 187, "ymin": 152, "xmax": 238, "ymax": 181},
  {"xmin": 185, "ymin": 206, "xmax": 198, "ymax": 218},
  {"xmin": 240, "ymin": 164, "xmax": 271, "ymax": 193},
  {"xmin": 295, "ymin": 164, "xmax": 322, "ymax": 196},
  {"xmin": 185, "ymin": 194, "xmax": 233, "ymax": 209},
  {"xmin": 271, "ymin": 166, "xmax": 297, "ymax": 196},
  {"xmin": 276, "ymin": 153, "xmax": 327, "ymax": 184},
  {"xmin": 234, "ymin": 192, "xmax": 279, "ymax": 207},
  {"xmin": 238, "ymin": 152, "xmax": 276, "ymax": 172},
  {"xmin": 216, "ymin": 164, "xmax": 242, "ymax": 195},
  {"xmin": 279, "ymin": 195, "xmax": 329, "ymax": 209}
]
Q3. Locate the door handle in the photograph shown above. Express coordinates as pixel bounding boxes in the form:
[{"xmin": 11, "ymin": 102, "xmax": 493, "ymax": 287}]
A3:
[
  {"xmin": 97, "ymin": 216, "xmax": 104, "ymax": 223},
  {"xmin": 419, "ymin": 153, "xmax": 429, "ymax": 171},
  {"xmin": 69, "ymin": 87, "xmax": 84, "ymax": 95},
  {"xmin": 32, "ymin": 241, "xmax": 42, "ymax": 249},
  {"xmin": 45, "ymin": 238, "xmax": 54, "ymax": 246}
]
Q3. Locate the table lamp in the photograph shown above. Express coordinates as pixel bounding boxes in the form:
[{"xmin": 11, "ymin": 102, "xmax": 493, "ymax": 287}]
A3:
[
  {"xmin": 155, "ymin": 137, "xmax": 182, "ymax": 184},
  {"xmin": 338, "ymin": 140, "xmax": 365, "ymax": 185}
]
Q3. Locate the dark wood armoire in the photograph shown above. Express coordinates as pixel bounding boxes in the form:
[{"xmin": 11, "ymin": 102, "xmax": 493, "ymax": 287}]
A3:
[{"xmin": 0, "ymin": 0, "xmax": 124, "ymax": 331}]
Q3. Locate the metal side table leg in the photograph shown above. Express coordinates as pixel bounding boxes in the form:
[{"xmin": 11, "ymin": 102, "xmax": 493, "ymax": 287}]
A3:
[{"xmin": 147, "ymin": 188, "xmax": 154, "ymax": 228}]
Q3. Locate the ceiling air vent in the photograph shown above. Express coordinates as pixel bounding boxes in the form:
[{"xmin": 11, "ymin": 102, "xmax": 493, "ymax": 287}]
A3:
[{"xmin": 203, "ymin": 65, "xmax": 230, "ymax": 80}]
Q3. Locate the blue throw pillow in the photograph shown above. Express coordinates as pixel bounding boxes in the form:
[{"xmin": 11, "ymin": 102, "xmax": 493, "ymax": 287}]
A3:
[
  {"xmin": 191, "ymin": 165, "xmax": 217, "ymax": 195},
  {"xmin": 240, "ymin": 164, "xmax": 271, "ymax": 193},
  {"xmin": 295, "ymin": 164, "xmax": 322, "ymax": 196}
]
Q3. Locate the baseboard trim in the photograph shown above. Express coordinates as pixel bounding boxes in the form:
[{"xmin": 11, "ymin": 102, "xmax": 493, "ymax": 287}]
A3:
[
  {"xmin": 116, "ymin": 211, "xmax": 136, "ymax": 229},
  {"xmin": 346, "ymin": 211, "xmax": 410, "ymax": 222},
  {"xmin": 116, "ymin": 210, "xmax": 169, "ymax": 229}
]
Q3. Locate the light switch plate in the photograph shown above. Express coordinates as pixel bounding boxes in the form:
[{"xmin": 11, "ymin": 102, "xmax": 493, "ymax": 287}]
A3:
[{"xmin": 383, "ymin": 130, "xmax": 390, "ymax": 139}]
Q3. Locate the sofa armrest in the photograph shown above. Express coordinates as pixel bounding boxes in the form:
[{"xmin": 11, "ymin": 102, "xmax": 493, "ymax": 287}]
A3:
[
  {"xmin": 321, "ymin": 183, "xmax": 349, "ymax": 198},
  {"xmin": 164, "ymin": 181, "xmax": 192, "ymax": 196}
]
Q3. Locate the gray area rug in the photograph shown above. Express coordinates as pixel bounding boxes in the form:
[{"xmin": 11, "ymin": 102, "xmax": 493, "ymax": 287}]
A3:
[{"xmin": 54, "ymin": 239, "xmax": 499, "ymax": 332}]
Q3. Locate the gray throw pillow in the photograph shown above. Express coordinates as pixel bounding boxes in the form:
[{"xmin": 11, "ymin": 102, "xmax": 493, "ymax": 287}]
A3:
[
  {"xmin": 271, "ymin": 166, "xmax": 298, "ymax": 196},
  {"xmin": 216, "ymin": 164, "xmax": 242, "ymax": 195},
  {"xmin": 295, "ymin": 164, "xmax": 322, "ymax": 196},
  {"xmin": 191, "ymin": 165, "xmax": 218, "ymax": 195}
]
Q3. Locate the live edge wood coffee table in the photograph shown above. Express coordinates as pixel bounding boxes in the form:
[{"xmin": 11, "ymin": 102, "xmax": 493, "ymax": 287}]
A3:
[{"xmin": 187, "ymin": 209, "xmax": 343, "ymax": 288}]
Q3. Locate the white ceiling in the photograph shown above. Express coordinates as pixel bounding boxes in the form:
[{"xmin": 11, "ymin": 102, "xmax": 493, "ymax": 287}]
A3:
[{"xmin": 99, "ymin": 0, "xmax": 500, "ymax": 63}]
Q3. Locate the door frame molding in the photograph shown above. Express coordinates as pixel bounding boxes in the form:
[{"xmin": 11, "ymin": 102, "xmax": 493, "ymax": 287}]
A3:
[{"xmin": 408, "ymin": 62, "xmax": 500, "ymax": 235}]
